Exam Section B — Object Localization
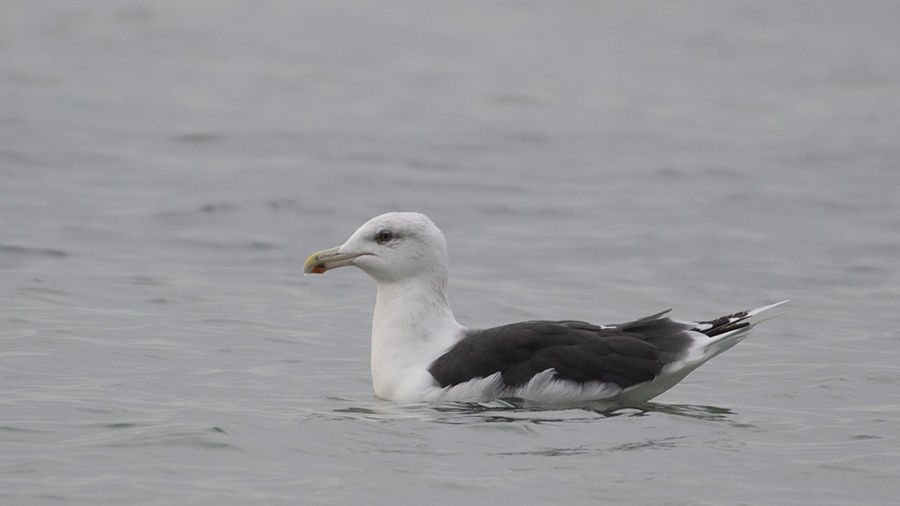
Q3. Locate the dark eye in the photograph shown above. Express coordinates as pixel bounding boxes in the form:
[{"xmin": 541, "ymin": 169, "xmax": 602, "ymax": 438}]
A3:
[{"xmin": 375, "ymin": 230, "xmax": 393, "ymax": 244}]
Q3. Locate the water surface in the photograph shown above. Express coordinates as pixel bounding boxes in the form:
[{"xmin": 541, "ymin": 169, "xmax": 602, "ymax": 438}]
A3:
[{"xmin": 2, "ymin": 1, "xmax": 899, "ymax": 504}]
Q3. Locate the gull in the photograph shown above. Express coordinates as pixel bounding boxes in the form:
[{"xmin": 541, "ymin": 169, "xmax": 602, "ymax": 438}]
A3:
[{"xmin": 304, "ymin": 212, "xmax": 785, "ymax": 404}]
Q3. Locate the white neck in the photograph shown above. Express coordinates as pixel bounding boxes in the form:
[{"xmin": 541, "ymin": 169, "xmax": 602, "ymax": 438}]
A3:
[{"xmin": 369, "ymin": 276, "xmax": 465, "ymax": 401}]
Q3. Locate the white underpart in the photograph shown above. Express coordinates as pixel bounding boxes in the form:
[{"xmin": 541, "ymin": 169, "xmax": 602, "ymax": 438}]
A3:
[
  {"xmin": 369, "ymin": 277, "xmax": 466, "ymax": 401},
  {"xmin": 425, "ymin": 370, "xmax": 624, "ymax": 404},
  {"xmin": 616, "ymin": 328, "xmax": 747, "ymax": 403}
]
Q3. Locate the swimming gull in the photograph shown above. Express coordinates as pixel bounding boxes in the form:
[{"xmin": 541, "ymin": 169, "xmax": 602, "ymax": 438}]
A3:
[{"xmin": 303, "ymin": 212, "xmax": 786, "ymax": 404}]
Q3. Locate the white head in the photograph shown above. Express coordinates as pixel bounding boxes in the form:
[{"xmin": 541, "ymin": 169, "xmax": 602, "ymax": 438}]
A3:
[{"xmin": 303, "ymin": 212, "xmax": 449, "ymax": 284}]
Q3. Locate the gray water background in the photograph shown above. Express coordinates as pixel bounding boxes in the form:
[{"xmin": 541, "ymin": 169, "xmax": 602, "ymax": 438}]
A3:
[{"xmin": 2, "ymin": 1, "xmax": 900, "ymax": 504}]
